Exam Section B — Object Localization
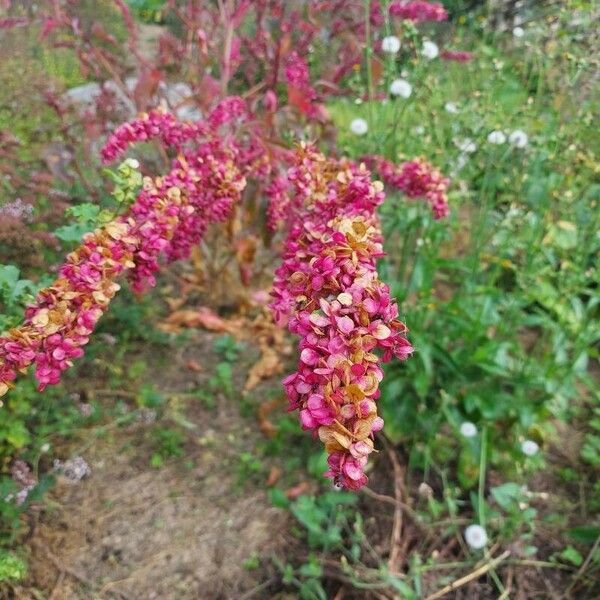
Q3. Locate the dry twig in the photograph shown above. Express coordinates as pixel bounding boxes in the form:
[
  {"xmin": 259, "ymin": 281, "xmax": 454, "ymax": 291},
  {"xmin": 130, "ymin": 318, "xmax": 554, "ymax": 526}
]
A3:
[
  {"xmin": 43, "ymin": 546, "xmax": 130, "ymax": 600},
  {"xmin": 387, "ymin": 447, "xmax": 405, "ymax": 574},
  {"xmin": 423, "ymin": 550, "xmax": 511, "ymax": 600}
]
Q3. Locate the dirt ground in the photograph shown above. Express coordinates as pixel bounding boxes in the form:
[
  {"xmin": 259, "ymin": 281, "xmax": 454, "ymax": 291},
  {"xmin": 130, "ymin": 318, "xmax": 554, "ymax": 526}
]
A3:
[{"xmin": 15, "ymin": 333, "xmax": 291, "ymax": 600}]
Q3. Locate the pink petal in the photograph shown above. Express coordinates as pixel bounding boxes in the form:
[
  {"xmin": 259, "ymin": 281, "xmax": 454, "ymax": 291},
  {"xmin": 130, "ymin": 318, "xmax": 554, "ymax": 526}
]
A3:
[
  {"xmin": 372, "ymin": 416, "xmax": 384, "ymax": 432},
  {"xmin": 372, "ymin": 322, "xmax": 391, "ymax": 340},
  {"xmin": 299, "ymin": 409, "xmax": 316, "ymax": 429},
  {"xmin": 343, "ymin": 459, "xmax": 364, "ymax": 481},
  {"xmin": 300, "ymin": 348, "xmax": 319, "ymax": 365},
  {"xmin": 363, "ymin": 297, "xmax": 379, "ymax": 314},
  {"xmin": 351, "ymin": 364, "xmax": 366, "ymax": 377},
  {"xmin": 337, "ymin": 316, "xmax": 355, "ymax": 335},
  {"xmin": 309, "ymin": 312, "xmax": 330, "ymax": 327}
]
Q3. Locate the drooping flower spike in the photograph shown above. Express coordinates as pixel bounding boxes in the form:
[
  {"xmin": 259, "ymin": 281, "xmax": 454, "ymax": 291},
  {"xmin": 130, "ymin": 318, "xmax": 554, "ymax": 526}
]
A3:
[
  {"xmin": 270, "ymin": 145, "xmax": 414, "ymax": 490},
  {"xmin": 0, "ymin": 98, "xmax": 254, "ymax": 397},
  {"xmin": 363, "ymin": 155, "xmax": 450, "ymax": 219}
]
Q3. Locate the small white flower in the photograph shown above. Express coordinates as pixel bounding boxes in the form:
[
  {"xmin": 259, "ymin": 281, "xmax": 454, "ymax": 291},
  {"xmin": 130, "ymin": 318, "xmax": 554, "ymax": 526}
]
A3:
[
  {"xmin": 487, "ymin": 130, "xmax": 506, "ymax": 144},
  {"xmin": 464, "ymin": 524, "xmax": 488, "ymax": 549},
  {"xmin": 513, "ymin": 26, "xmax": 525, "ymax": 38},
  {"xmin": 413, "ymin": 125, "xmax": 425, "ymax": 135},
  {"xmin": 521, "ymin": 439, "xmax": 539, "ymax": 456},
  {"xmin": 457, "ymin": 138, "xmax": 477, "ymax": 153},
  {"xmin": 460, "ymin": 422, "xmax": 477, "ymax": 438},
  {"xmin": 444, "ymin": 102, "xmax": 459, "ymax": 114},
  {"xmin": 350, "ymin": 118, "xmax": 368, "ymax": 136},
  {"xmin": 381, "ymin": 35, "xmax": 401, "ymax": 54},
  {"xmin": 422, "ymin": 40, "xmax": 439, "ymax": 59},
  {"xmin": 390, "ymin": 78, "xmax": 412, "ymax": 98},
  {"xmin": 40, "ymin": 443, "xmax": 51, "ymax": 453},
  {"xmin": 509, "ymin": 129, "xmax": 528, "ymax": 148}
]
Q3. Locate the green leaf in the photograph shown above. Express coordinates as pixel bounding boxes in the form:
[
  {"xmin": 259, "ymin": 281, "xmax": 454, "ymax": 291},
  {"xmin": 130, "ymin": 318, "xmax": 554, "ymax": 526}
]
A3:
[
  {"xmin": 65, "ymin": 203, "xmax": 101, "ymax": 222},
  {"xmin": 54, "ymin": 222, "xmax": 93, "ymax": 243},
  {"xmin": 568, "ymin": 526, "xmax": 600, "ymax": 545},
  {"xmin": 559, "ymin": 546, "xmax": 583, "ymax": 567},
  {"xmin": 55, "ymin": 203, "xmax": 103, "ymax": 242},
  {"xmin": 491, "ymin": 482, "xmax": 522, "ymax": 510},
  {"xmin": 387, "ymin": 574, "xmax": 416, "ymax": 599},
  {"xmin": 0, "ymin": 552, "xmax": 27, "ymax": 582},
  {"xmin": 150, "ymin": 453, "xmax": 164, "ymax": 469},
  {"xmin": 269, "ymin": 488, "xmax": 290, "ymax": 509},
  {"xmin": 299, "ymin": 557, "xmax": 323, "ymax": 578},
  {"xmin": 0, "ymin": 265, "xmax": 20, "ymax": 289},
  {"xmin": 6, "ymin": 421, "xmax": 30, "ymax": 449}
]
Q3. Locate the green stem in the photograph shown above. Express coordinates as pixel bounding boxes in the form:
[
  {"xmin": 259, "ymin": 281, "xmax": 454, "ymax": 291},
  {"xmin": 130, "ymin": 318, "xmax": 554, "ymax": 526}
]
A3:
[
  {"xmin": 364, "ymin": 0, "xmax": 374, "ymax": 124},
  {"xmin": 478, "ymin": 425, "xmax": 488, "ymax": 529}
]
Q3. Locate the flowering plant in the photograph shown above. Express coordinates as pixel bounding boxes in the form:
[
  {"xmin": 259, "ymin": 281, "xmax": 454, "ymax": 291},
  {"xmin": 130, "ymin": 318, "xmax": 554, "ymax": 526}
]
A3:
[
  {"xmin": 0, "ymin": 0, "xmax": 457, "ymax": 491},
  {"xmin": 0, "ymin": 93, "xmax": 442, "ymax": 488}
]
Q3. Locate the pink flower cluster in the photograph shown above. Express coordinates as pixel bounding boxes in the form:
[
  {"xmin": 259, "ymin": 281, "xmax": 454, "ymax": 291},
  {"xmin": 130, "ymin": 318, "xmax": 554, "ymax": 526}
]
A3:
[
  {"xmin": 100, "ymin": 109, "xmax": 208, "ymax": 164},
  {"xmin": 285, "ymin": 52, "xmax": 319, "ymax": 118},
  {"xmin": 388, "ymin": 1, "xmax": 448, "ymax": 22},
  {"xmin": 266, "ymin": 173, "xmax": 291, "ymax": 232},
  {"xmin": 5, "ymin": 460, "xmax": 36, "ymax": 506},
  {"xmin": 207, "ymin": 96, "xmax": 248, "ymax": 129},
  {"xmin": 0, "ymin": 17, "xmax": 28, "ymax": 30},
  {"xmin": 441, "ymin": 50, "xmax": 473, "ymax": 62},
  {"xmin": 364, "ymin": 155, "xmax": 450, "ymax": 220},
  {"xmin": 0, "ymin": 217, "xmax": 137, "ymax": 395},
  {"xmin": 271, "ymin": 145, "xmax": 413, "ymax": 490},
  {"xmin": 0, "ymin": 98, "xmax": 253, "ymax": 396}
]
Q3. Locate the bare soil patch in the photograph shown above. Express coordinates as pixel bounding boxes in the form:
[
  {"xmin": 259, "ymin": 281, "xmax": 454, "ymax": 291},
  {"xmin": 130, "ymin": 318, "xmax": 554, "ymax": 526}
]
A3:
[{"xmin": 15, "ymin": 333, "xmax": 290, "ymax": 600}]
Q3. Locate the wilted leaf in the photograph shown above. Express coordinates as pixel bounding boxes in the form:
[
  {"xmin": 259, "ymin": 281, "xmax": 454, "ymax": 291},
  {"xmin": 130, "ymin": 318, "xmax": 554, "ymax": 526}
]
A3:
[
  {"xmin": 245, "ymin": 346, "xmax": 284, "ymax": 391},
  {"xmin": 257, "ymin": 396, "xmax": 285, "ymax": 438},
  {"xmin": 186, "ymin": 360, "xmax": 203, "ymax": 373},
  {"xmin": 159, "ymin": 306, "xmax": 237, "ymax": 334},
  {"xmin": 266, "ymin": 466, "xmax": 281, "ymax": 487},
  {"xmin": 285, "ymin": 481, "xmax": 311, "ymax": 499}
]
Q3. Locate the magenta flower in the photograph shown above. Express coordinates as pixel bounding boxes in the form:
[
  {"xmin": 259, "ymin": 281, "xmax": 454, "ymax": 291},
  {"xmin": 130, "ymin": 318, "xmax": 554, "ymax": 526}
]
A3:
[
  {"xmin": 441, "ymin": 50, "xmax": 474, "ymax": 62},
  {"xmin": 389, "ymin": 1, "xmax": 448, "ymax": 22},
  {"xmin": 363, "ymin": 155, "xmax": 450, "ymax": 219}
]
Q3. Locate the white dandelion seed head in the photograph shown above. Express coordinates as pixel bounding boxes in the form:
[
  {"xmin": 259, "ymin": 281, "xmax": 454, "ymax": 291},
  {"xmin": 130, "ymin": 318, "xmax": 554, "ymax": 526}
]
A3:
[
  {"xmin": 521, "ymin": 439, "xmax": 539, "ymax": 456},
  {"xmin": 422, "ymin": 40, "xmax": 439, "ymax": 59},
  {"xmin": 509, "ymin": 129, "xmax": 528, "ymax": 148},
  {"xmin": 456, "ymin": 138, "xmax": 477, "ymax": 153},
  {"xmin": 460, "ymin": 422, "xmax": 477, "ymax": 438},
  {"xmin": 464, "ymin": 524, "xmax": 488, "ymax": 549},
  {"xmin": 350, "ymin": 118, "xmax": 368, "ymax": 136},
  {"xmin": 381, "ymin": 35, "xmax": 401, "ymax": 54},
  {"xmin": 487, "ymin": 130, "xmax": 506, "ymax": 145},
  {"xmin": 390, "ymin": 78, "xmax": 412, "ymax": 98},
  {"xmin": 513, "ymin": 26, "xmax": 525, "ymax": 38},
  {"xmin": 444, "ymin": 102, "xmax": 459, "ymax": 114}
]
